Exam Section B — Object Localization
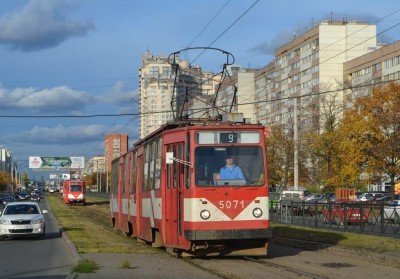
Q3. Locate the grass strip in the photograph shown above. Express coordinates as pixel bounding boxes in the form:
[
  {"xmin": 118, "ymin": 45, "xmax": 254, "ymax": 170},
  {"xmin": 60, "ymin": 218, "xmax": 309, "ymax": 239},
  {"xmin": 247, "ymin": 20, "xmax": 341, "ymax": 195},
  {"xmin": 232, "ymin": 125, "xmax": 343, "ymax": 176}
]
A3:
[{"xmin": 46, "ymin": 193, "xmax": 162, "ymax": 254}]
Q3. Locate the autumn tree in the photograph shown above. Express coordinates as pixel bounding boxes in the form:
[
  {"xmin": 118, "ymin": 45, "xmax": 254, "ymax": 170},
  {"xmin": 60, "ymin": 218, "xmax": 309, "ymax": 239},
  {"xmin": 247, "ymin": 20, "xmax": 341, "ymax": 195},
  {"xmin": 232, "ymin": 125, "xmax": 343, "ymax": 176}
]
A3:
[
  {"xmin": 339, "ymin": 82, "xmax": 400, "ymax": 197},
  {"xmin": 266, "ymin": 124, "xmax": 293, "ymax": 190},
  {"xmin": 302, "ymin": 92, "xmax": 344, "ymax": 190},
  {"xmin": 0, "ymin": 171, "xmax": 10, "ymax": 192},
  {"xmin": 22, "ymin": 171, "xmax": 29, "ymax": 185}
]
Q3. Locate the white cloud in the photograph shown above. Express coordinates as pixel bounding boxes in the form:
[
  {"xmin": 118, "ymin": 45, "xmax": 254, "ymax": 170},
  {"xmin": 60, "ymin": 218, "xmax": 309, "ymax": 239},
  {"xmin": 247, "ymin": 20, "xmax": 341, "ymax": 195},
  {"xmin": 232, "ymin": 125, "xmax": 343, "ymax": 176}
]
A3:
[
  {"xmin": 0, "ymin": 0, "xmax": 95, "ymax": 51},
  {"xmin": 8, "ymin": 123, "xmax": 137, "ymax": 145},
  {"xmin": 102, "ymin": 81, "xmax": 138, "ymax": 106},
  {"xmin": 0, "ymin": 85, "xmax": 95, "ymax": 113}
]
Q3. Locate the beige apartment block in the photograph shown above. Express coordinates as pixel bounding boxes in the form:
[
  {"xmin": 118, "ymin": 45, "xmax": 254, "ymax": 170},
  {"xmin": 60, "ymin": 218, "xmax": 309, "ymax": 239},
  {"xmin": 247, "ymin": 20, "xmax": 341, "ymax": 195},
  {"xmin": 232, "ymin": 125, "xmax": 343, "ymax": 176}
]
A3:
[
  {"xmin": 85, "ymin": 156, "xmax": 105, "ymax": 175},
  {"xmin": 254, "ymin": 20, "xmax": 377, "ymax": 130},
  {"xmin": 343, "ymin": 40, "xmax": 400, "ymax": 106},
  {"xmin": 139, "ymin": 50, "xmax": 217, "ymax": 138},
  {"xmin": 139, "ymin": 21, "xmax": 382, "ymax": 137},
  {"xmin": 215, "ymin": 68, "xmax": 257, "ymax": 122}
]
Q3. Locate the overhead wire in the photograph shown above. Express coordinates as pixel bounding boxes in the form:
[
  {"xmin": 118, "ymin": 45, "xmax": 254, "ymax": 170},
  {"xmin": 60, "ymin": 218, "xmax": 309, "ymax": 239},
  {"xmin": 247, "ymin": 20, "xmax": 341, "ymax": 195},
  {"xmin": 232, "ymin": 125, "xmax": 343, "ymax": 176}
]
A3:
[
  {"xmin": 191, "ymin": 0, "xmax": 260, "ymax": 64},
  {"xmin": 228, "ymin": 13, "xmax": 400, "ymax": 111},
  {"xmin": 186, "ymin": 0, "xmax": 232, "ymax": 48},
  {"xmin": 2, "ymin": 78, "xmax": 398, "ymax": 119}
]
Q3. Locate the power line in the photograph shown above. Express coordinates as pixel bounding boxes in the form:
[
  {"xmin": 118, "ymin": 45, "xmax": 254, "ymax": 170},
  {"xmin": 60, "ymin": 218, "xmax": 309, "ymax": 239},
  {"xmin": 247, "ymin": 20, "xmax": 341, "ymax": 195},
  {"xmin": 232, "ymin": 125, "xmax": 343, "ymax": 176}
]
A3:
[
  {"xmin": 3, "ymin": 78, "xmax": 396, "ymax": 119},
  {"xmin": 187, "ymin": 0, "xmax": 232, "ymax": 48},
  {"xmin": 191, "ymin": 0, "xmax": 260, "ymax": 65}
]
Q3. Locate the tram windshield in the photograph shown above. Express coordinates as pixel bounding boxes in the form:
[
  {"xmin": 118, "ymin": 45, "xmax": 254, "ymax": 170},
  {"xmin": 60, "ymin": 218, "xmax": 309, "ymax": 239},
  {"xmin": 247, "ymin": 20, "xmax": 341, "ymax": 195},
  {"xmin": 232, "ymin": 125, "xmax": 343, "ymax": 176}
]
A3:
[
  {"xmin": 70, "ymin": 185, "xmax": 83, "ymax": 192},
  {"xmin": 194, "ymin": 146, "xmax": 265, "ymax": 187}
]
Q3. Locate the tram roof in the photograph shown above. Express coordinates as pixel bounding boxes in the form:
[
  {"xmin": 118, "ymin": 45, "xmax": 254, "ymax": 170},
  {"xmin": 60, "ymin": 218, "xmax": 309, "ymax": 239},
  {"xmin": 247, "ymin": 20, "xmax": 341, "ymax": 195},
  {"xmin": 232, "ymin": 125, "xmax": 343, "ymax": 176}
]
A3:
[{"xmin": 133, "ymin": 118, "xmax": 264, "ymax": 149}]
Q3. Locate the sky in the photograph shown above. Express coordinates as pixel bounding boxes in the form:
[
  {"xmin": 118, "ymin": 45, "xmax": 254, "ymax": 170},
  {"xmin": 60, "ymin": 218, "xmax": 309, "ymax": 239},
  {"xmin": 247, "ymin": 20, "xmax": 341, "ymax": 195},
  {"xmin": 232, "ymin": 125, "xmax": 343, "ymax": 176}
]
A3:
[{"xmin": 0, "ymin": 0, "xmax": 399, "ymax": 178}]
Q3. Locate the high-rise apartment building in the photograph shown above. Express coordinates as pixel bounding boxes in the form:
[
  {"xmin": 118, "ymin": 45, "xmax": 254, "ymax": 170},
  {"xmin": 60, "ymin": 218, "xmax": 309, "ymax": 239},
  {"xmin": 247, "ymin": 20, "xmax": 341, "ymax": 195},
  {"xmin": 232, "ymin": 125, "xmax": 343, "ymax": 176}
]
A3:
[
  {"xmin": 139, "ymin": 21, "xmax": 391, "ymax": 138},
  {"xmin": 216, "ymin": 68, "xmax": 257, "ymax": 122},
  {"xmin": 85, "ymin": 156, "xmax": 105, "ymax": 174},
  {"xmin": 343, "ymin": 41, "xmax": 400, "ymax": 104},
  {"xmin": 139, "ymin": 50, "xmax": 217, "ymax": 138},
  {"xmin": 255, "ymin": 20, "xmax": 377, "ymax": 129},
  {"xmin": 104, "ymin": 134, "xmax": 128, "ymax": 171},
  {"xmin": 0, "ymin": 148, "xmax": 12, "ymax": 174}
]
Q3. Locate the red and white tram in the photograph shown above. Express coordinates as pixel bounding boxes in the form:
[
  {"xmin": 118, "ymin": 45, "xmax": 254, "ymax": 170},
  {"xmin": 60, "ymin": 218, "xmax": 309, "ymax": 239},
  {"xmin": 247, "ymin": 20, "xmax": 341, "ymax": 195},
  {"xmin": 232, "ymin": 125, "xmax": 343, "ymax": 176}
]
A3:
[
  {"xmin": 110, "ymin": 117, "xmax": 271, "ymax": 256},
  {"xmin": 62, "ymin": 180, "xmax": 86, "ymax": 205}
]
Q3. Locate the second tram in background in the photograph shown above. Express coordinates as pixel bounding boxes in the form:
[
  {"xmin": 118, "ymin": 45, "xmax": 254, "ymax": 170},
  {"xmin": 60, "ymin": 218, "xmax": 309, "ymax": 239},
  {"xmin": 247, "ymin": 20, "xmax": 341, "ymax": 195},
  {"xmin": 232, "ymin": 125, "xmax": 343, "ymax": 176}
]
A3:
[
  {"xmin": 62, "ymin": 179, "xmax": 86, "ymax": 205},
  {"xmin": 110, "ymin": 113, "xmax": 271, "ymax": 257}
]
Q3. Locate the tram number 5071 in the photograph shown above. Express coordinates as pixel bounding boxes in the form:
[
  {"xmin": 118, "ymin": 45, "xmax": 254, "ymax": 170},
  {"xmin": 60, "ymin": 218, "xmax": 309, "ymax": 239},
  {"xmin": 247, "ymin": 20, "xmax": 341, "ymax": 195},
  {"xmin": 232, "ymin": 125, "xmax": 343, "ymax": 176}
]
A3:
[{"xmin": 219, "ymin": 200, "xmax": 244, "ymax": 209}]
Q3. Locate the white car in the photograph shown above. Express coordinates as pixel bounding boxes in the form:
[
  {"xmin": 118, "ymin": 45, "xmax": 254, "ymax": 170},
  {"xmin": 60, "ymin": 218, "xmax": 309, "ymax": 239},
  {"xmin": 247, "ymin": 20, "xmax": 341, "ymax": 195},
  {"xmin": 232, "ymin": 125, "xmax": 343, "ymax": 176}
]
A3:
[
  {"xmin": 383, "ymin": 200, "xmax": 400, "ymax": 223},
  {"xmin": 0, "ymin": 202, "xmax": 48, "ymax": 240}
]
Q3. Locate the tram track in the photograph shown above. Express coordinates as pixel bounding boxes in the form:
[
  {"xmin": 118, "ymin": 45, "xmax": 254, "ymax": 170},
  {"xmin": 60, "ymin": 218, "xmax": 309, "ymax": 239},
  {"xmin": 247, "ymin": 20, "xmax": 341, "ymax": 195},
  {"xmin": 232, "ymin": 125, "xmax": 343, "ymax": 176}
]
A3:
[
  {"xmin": 56, "ymin": 197, "xmax": 399, "ymax": 278},
  {"xmin": 63, "ymin": 200, "xmax": 330, "ymax": 278},
  {"xmin": 186, "ymin": 255, "xmax": 329, "ymax": 279},
  {"xmin": 67, "ymin": 202, "xmax": 116, "ymax": 233}
]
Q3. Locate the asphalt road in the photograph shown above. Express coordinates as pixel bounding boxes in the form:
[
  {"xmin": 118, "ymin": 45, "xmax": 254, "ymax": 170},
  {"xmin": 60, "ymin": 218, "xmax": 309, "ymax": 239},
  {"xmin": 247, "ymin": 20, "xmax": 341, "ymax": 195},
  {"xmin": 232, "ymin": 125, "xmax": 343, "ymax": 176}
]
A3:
[{"xmin": 0, "ymin": 199, "xmax": 75, "ymax": 279}]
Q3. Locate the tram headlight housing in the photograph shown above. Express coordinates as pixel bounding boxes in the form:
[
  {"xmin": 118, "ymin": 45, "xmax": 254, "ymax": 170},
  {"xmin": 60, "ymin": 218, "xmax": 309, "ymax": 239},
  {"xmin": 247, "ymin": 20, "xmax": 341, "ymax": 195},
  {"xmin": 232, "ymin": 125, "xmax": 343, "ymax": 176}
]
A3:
[
  {"xmin": 200, "ymin": 210, "xmax": 210, "ymax": 220},
  {"xmin": 252, "ymin": 208, "xmax": 263, "ymax": 218}
]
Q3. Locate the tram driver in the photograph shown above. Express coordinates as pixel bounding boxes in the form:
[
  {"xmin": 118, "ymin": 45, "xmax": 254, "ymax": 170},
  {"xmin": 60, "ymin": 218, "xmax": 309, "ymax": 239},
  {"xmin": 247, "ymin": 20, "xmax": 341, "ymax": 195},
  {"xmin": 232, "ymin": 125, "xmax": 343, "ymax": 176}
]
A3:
[{"xmin": 219, "ymin": 155, "xmax": 245, "ymax": 180}]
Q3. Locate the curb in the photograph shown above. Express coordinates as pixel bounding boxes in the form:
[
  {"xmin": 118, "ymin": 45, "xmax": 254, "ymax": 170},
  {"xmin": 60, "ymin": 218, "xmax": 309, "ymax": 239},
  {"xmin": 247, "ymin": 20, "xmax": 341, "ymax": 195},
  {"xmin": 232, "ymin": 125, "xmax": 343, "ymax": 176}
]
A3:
[{"xmin": 45, "ymin": 197, "xmax": 82, "ymax": 279}]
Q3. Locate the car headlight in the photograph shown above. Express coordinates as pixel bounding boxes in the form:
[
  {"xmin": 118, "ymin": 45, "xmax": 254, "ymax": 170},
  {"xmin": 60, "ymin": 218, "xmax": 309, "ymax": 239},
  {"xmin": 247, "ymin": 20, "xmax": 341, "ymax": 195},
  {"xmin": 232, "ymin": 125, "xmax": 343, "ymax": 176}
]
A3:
[
  {"xmin": 0, "ymin": 220, "xmax": 11, "ymax": 225},
  {"xmin": 31, "ymin": 218, "xmax": 44, "ymax": 224},
  {"xmin": 200, "ymin": 210, "xmax": 210, "ymax": 220},
  {"xmin": 253, "ymin": 208, "xmax": 263, "ymax": 218}
]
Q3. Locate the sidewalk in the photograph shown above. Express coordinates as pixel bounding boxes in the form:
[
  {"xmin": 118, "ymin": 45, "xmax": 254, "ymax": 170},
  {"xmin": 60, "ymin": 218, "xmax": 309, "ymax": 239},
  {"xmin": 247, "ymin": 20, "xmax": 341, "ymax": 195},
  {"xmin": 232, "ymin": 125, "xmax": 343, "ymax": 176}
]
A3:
[{"xmin": 63, "ymin": 231, "xmax": 220, "ymax": 279}]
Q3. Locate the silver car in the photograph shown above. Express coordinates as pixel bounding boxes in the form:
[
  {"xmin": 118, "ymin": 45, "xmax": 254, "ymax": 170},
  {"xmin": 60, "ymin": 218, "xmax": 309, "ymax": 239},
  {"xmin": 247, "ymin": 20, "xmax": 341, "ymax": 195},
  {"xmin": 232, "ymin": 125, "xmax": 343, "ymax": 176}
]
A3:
[{"xmin": 0, "ymin": 202, "xmax": 48, "ymax": 239}]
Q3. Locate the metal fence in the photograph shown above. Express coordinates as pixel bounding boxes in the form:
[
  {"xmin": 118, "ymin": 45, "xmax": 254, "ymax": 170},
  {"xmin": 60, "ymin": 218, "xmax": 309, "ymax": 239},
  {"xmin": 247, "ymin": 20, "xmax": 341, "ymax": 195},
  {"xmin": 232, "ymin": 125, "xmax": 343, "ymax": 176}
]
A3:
[{"xmin": 269, "ymin": 201, "xmax": 400, "ymax": 237}]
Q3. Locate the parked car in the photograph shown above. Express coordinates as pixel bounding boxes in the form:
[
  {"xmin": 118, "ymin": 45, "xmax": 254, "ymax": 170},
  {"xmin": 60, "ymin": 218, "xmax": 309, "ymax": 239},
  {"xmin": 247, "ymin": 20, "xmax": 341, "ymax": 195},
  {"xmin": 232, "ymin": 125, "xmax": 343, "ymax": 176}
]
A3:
[
  {"xmin": 322, "ymin": 199, "xmax": 370, "ymax": 225},
  {"xmin": 357, "ymin": 192, "xmax": 384, "ymax": 203},
  {"xmin": 375, "ymin": 195, "xmax": 395, "ymax": 204},
  {"xmin": 306, "ymin": 193, "xmax": 325, "ymax": 202},
  {"xmin": 0, "ymin": 202, "xmax": 47, "ymax": 239},
  {"xmin": 383, "ymin": 200, "xmax": 400, "ymax": 223},
  {"xmin": 319, "ymin": 192, "xmax": 336, "ymax": 203}
]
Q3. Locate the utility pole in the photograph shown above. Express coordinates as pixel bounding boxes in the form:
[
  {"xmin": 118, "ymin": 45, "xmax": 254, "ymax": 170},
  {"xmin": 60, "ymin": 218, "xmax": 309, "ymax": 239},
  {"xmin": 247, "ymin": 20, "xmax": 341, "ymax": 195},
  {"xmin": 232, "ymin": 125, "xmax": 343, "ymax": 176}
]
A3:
[
  {"xmin": 294, "ymin": 98, "xmax": 299, "ymax": 190},
  {"xmin": 97, "ymin": 160, "xmax": 100, "ymax": 192}
]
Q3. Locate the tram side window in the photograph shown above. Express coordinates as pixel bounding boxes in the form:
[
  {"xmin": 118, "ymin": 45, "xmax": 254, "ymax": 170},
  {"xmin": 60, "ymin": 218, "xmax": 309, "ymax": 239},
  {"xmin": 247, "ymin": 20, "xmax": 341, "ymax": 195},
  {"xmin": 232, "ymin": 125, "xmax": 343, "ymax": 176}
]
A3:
[
  {"xmin": 173, "ymin": 145, "xmax": 178, "ymax": 189},
  {"xmin": 130, "ymin": 152, "xmax": 137, "ymax": 194},
  {"xmin": 149, "ymin": 141, "xmax": 155, "ymax": 190},
  {"xmin": 122, "ymin": 155, "xmax": 126, "ymax": 193},
  {"xmin": 143, "ymin": 144, "xmax": 150, "ymax": 191},
  {"xmin": 111, "ymin": 161, "xmax": 118, "ymax": 194},
  {"xmin": 154, "ymin": 139, "xmax": 161, "ymax": 189},
  {"xmin": 166, "ymin": 145, "xmax": 172, "ymax": 189}
]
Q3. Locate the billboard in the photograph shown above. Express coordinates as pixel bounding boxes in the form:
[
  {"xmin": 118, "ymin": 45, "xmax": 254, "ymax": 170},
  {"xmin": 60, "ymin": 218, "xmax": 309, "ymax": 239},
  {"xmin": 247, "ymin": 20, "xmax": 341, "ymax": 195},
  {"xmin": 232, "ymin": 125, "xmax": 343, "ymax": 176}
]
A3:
[
  {"xmin": 49, "ymin": 173, "xmax": 71, "ymax": 180},
  {"xmin": 29, "ymin": 157, "xmax": 85, "ymax": 171}
]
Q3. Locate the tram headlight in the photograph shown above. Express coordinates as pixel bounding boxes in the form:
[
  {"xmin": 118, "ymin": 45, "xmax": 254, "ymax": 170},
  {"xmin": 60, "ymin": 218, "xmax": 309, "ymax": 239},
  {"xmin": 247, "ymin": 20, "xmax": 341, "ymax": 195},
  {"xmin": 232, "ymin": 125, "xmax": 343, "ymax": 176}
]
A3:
[
  {"xmin": 252, "ymin": 208, "xmax": 263, "ymax": 218},
  {"xmin": 200, "ymin": 210, "xmax": 210, "ymax": 220}
]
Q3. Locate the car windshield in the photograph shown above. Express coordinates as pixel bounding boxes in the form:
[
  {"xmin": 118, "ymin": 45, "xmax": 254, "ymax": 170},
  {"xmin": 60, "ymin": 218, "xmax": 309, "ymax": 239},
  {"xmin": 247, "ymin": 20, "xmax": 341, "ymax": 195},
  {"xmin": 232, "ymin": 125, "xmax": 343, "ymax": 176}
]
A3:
[
  {"xmin": 4, "ymin": 204, "xmax": 39, "ymax": 215},
  {"xmin": 194, "ymin": 146, "xmax": 265, "ymax": 187}
]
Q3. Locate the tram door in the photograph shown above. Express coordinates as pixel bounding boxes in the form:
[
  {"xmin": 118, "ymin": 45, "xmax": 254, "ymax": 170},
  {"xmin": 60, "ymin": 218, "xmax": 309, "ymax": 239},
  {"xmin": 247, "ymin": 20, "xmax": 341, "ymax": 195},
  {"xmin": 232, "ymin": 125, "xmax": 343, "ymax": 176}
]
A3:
[
  {"xmin": 117, "ymin": 158, "xmax": 124, "ymax": 229},
  {"xmin": 136, "ymin": 152, "xmax": 144, "ymax": 238},
  {"xmin": 165, "ymin": 143, "xmax": 185, "ymax": 246}
]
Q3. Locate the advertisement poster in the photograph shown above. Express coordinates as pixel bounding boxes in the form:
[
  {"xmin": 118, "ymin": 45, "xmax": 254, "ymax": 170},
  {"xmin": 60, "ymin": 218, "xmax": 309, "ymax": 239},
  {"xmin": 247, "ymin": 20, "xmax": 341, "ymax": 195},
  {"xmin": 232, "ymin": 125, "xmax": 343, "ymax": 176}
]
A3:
[{"xmin": 29, "ymin": 156, "xmax": 85, "ymax": 170}]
